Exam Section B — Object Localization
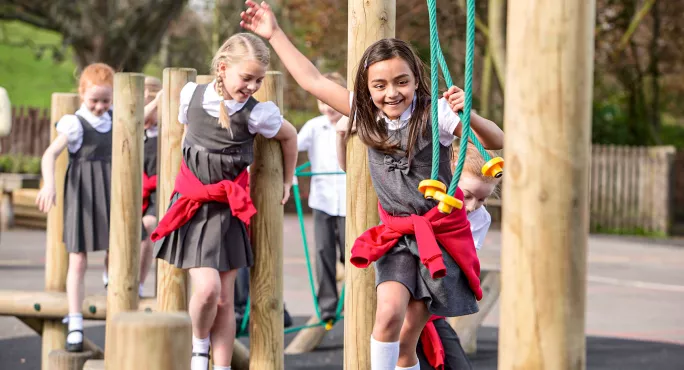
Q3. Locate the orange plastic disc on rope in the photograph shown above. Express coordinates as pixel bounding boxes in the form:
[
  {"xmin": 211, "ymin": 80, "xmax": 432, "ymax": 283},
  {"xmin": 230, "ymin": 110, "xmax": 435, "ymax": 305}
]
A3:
[
  {"xmin": 418, "ymin": 179, "xmax": 447, "ymax": 200},
  {"xmin": 433, "ymin": 191, "xmax": 463, "ymax": 214},
  {"xmin": 481, "ymin": 157, "xmax": 504, "ymax": 178}
]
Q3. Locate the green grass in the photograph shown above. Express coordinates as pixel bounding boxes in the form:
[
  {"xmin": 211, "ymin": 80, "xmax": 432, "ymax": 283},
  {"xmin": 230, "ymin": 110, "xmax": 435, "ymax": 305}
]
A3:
[{"xmin": 0, "ymin": 21, "xmax": 79, "ymax": 108}]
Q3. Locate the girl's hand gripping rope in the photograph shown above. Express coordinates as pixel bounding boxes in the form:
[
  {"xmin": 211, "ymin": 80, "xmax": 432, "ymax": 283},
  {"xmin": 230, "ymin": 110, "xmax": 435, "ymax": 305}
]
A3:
[{"xmin": 443, "ymin": 86, "xmax": 465, "ymax": 114}]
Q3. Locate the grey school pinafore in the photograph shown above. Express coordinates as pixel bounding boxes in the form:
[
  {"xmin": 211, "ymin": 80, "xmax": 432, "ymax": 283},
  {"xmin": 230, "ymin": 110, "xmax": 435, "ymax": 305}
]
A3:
[
  {"xmin": 153, "ymin": 84, "xmax": 255, "ymax": 271},
  {"xmin": 63, "ymin": 115, "xmax": 112, "ymax": 253},
  {"xmin": 368, "ymin": 122, "xmax": 479, "ymax": 317}
]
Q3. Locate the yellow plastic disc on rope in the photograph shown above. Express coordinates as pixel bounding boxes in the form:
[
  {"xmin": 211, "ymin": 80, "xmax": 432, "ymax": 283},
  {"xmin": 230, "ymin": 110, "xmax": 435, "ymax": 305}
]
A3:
[
  {"xmin": 418, "ymin": 179, "xmax": 447, "ymax": 200},
  {"xmin": 325, "ymin": 320, "xmax": 334, "ymax": 331},
  {"xmin": 481, "ymin": 157, "xmax": 504, "ymax": 178},
  {"xmin": 433, "ymin": 191, "xmax": 463, "ymax": 214}
]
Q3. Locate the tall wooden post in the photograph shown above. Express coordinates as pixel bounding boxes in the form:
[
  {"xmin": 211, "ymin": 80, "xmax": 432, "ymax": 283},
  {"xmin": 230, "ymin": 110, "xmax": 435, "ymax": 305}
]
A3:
[
  {"xmin": 249, "ymin": 71, "xmax": 284, "ymax": 370},
  {"xmin": 499, "ymin": 1, "xmax": 595, "ymax": 369},
  {"xmin": 105, "ymin": 73, "xmax": 145, "ymax": 364},
  {"xmin": 42, "ymin": 93, "xmax": 80, "ymax": 370},
  {"xmin": 156, "ymin": 68, "xmax": 196, "ymax": 312},
  {"xmin": 345, "ymin": 1, "xmax": 395, "ymax": 369},
  {"xmin": 107, "ymin": 312, "xmax": 191, "ymax": 370},
  {"xmin": 196, "ymin": 75, "xmax": 215, "ymax": 84}
]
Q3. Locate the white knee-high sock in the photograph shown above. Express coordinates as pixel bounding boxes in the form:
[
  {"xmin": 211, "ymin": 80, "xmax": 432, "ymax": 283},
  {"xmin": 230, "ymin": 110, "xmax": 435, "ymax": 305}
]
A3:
[
  {"xmin": 396, "ymin": 362, "xmax": 420, "ymax": 370},
  {"xmin": 65, "ymin": 313, "xmax": 83, "ymax": 344},
  {"xmin": 213, "ymin": 366, "xmax": 231, "ymax": 370},
  {"xmin": 370, "ymin": 335, "xmax": 400, "ymax": 370},
  {"xmin": 191, "ymin": 335, "xmax": 210, "ymax": 370}
]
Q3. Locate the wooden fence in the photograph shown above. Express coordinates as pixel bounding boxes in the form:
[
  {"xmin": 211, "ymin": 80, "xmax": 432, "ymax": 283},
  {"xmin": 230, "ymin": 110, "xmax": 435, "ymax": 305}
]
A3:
[
  {"xmin": 488, "ymin": 145, "xmax": 678, "ymax": 235},
  {"xmin": 590, "ymin": 145, "xmax": 676, "ymax": 235},
  {"xmin": 0, "ymin": 106, "xmax": 51, "ymax": 157}
]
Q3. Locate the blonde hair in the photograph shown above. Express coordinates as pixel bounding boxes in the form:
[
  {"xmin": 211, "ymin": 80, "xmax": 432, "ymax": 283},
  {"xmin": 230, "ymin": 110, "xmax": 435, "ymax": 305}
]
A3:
[
  {"xmin": 323, "ymin": 72, "xmax": 347, "ymax": 87},
  {"xmin": 210, "ymin": 33, "xmax": 270, "ymax": 129},
  {"xmin": 453, "ymin": 142, "xmax": 502, "ymax": 186},
  {"xmin": 78, "ymin": 63, "xmax": 115, "ymax": 98}
]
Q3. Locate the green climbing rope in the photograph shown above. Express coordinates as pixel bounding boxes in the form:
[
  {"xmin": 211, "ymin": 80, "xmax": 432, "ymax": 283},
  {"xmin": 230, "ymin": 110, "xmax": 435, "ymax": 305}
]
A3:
[
  {"xmin": 236, "ymin": 162, "xmax": 346, "ymax": 338},
  {"xmin": 426, "ymin": 0, "xmax": 492, "ymax": 196}
]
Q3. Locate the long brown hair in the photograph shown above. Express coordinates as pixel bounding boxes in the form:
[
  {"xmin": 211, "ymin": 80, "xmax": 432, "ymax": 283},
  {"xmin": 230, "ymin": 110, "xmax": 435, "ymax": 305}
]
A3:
[{"xmin": 347, "ymin": 39, "xmax": 431, "ymax": 158}]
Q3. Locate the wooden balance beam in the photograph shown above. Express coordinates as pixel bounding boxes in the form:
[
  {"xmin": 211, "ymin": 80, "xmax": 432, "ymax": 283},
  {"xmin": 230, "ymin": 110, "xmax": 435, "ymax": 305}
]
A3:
[{"xmin": 0, "ymin": 290, "xmax": 156, "ymax": 319}]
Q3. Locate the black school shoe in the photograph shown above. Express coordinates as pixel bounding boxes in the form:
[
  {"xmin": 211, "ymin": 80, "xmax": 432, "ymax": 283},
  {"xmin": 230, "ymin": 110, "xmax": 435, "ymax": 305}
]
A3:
[{"xmin": 65, "ymin": 330, "xmax": 84, "ymax": 352}]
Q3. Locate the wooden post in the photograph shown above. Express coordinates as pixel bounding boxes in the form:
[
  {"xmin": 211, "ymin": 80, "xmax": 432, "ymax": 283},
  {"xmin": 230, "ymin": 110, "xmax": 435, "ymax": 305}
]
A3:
[
  {"xmin": 249, "ymin": 71, "xmax": 284, "ymax": 370},
  {"xmin": 105, "ymin": 73, "xmax": 145, "ymax": 364},
  {"xmin": 499, "ymin": 0, "xmax": 595, "ymax": 369},
  {"xmin": 42, "ymin": 93, "xmax": 79, "ymax": 370},
  {"xmin": 83, "ymin": 360, "xmax": 104, "ymax": 370},
  {"xmin": 345, "ymin": 0, "xmax": 395, "ymax": 368},
  {"xmin": 156, "ymin": 68, "xmax": 196, "ymax": 312},
  {"xmin": 196, "ymin": 75, "xmax": 215, "ymax": 84},
  {"xmin": 107, "ymin": 312, "xmax": 191, "ymax": 370},
  {"xmin": 48, "ymin": 349, "xmax": 94, "ymax": 370}
]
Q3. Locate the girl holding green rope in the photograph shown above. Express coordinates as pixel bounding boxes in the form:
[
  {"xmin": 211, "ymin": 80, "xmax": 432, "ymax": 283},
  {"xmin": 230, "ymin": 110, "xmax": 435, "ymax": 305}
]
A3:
[{"xmin": 241, "ymin": 2, "xmax": 502, "ymax": 369}]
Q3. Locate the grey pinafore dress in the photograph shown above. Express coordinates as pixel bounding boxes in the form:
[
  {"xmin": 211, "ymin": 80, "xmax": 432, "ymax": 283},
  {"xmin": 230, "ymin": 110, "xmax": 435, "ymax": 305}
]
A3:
[
  {"xmin": 154, "ymin": 84, "xmax": 255, "ymax": 271},
  {"xmin": 143, "ymin": 130, "xmax": 158, "ymax": 217},
  {"xmin": 63, "ymin": 115, "xmax": 112, "ymax": 253},
  {"xmin": 369, "ymin": 122, "xmax": 479, "ymax": 317}
]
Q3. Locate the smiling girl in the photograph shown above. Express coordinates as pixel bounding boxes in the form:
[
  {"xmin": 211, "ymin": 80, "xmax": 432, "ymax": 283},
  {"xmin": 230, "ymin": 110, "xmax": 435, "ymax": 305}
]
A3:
[
  {"xmin": 150, "ymin": 33, "xmax": 297, "ymax": 370},
  {"xmin": 241, "ymin": 2, "xmax": 503, "ymax": 369}
]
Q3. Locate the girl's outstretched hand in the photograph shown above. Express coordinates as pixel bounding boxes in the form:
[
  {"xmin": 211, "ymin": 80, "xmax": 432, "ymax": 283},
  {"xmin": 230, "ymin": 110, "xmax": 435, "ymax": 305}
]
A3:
[
  {"xmin": 281, "ymin": 182, "xmax": 292, "ymax": 205},
  {"xmin": 35, "ymin": 185, "xmax": 56, "ymax": 213},
  {"xmin": 240, "ymin": 1, "xmax": 280, "ymax": 40},
  {"xmin": 443, "ymin": 86, "xmax": 465, "ymax": 113}
]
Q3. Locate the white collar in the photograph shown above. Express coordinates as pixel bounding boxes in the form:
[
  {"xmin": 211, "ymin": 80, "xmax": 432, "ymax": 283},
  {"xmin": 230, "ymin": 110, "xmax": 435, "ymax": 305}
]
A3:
[
  {"xmin": 146, "ymin": 125, "xmax": 159, "ymax": 138},
  {"xmin": 206, "ymin": 80, "xmax": 248, "ymax": 114},
  {"xmin": 75, "ymin": 103, "xmax": 111, "ymax": 126},
  {"xmin": 378, "ymin": 96, "xmax": 416, "ymax": 130}
]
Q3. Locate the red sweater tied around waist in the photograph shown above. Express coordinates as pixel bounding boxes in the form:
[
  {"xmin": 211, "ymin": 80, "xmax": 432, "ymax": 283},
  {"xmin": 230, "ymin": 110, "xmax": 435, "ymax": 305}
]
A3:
[
  {"xmin": 142, "ymin": 172, "xmax": 157, "ymax": 214},
  {"xmin": 150, "ymin": 161, "xmax": 255, "ymax": 241},
  {"xmin": 350, "ymin": 187, "xmax": 482, "ymax": 300}
]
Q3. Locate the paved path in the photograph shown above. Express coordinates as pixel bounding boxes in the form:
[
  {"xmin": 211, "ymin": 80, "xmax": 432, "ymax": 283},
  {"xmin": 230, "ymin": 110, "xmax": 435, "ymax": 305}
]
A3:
[{"xmin": 1, "ymin": 216, "xmax": 684, "ymax": 369}]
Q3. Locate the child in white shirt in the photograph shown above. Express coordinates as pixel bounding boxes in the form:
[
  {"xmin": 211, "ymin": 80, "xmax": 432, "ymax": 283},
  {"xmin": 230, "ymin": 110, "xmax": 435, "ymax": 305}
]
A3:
[{"xmin": 296, "ymin": 71, "xmax": 347, "ymax": 323}]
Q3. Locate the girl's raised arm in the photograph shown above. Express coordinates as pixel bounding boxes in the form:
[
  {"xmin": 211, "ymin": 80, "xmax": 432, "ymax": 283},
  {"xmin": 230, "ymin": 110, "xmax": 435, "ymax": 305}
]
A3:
[{"xmin": 241, "ymin": 0, "xmax": 350, "ymax": 116}]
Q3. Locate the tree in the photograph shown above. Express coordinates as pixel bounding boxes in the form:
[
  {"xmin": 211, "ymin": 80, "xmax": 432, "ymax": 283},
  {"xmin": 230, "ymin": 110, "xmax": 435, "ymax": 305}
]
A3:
[{"xmin": 0, "ymin": 0, "xmax": 188, "ymax": 71}]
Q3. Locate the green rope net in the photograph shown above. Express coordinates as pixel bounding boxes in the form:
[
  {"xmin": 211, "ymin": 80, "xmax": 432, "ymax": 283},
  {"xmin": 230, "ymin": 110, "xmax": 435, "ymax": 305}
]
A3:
[{"xmin": 236, "ymin": 162, "xmax": 345, "ymax": 338}]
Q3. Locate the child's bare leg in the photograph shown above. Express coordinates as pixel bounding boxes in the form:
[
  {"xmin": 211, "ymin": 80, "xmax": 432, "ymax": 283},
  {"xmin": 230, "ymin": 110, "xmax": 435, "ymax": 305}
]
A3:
[
  {"xmin": 210, "ymin": 269, "xmax": 239, "ymax": 367},
  {"xmin": 138, "ymin": 215, "xmax": 157, "ymax": 285},
  {"xmin": 188, "ymin": 267, "xmax": 221, "ymax": 370},
  {"xmin": 65, "ymin": 252, "xmax": 87, "ymax": 349},
  {"xmin": 370, "ymin": 281, "xmax": 411, "ymax": 370},
  {"xmin": 188, "ymin": 268, "xmax": 222, "ymax": 337},
  {"xmin": 397, "ymin": 299, "xmax": 431, "ymax": 367},
  {"xmin": 66, "ymin": 252, "xmax": 87, "ymax": 314},
  {"xmin": 373, "ymin": 281, "xmax": 411, "ymax": 341}
]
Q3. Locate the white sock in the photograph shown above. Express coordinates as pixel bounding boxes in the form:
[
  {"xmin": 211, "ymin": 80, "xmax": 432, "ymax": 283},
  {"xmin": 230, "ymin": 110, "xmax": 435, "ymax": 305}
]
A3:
[
  {"xmin": 191, "ymin": 335, "xmax": 210, "ymax": 370},
  {"xmin": 102, "ymin": 271, "xmax": 109, "ymax": 286},
  {"xmin": 396, "ymin": 362, "xmax": 420, "ymax": 370},
  {"xmin": 213, "ymin": 366, "xmax": 231, "ymax": 370},
  {"xmin": 66, "ymin": 313, "xmax": 83, "ymax": 344},
  {"xmin": 370, "ymin": 336, "xmax": 400, "ymax": 370},
  {"xmin": 138, "ymin": 283, "xmax": 144, "ymax": 297}
]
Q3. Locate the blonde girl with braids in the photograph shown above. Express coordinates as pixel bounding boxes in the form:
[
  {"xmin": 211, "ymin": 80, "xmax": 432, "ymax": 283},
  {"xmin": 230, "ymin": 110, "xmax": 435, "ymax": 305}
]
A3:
[{"xmin": 151, "ymin": 33, "xmax": 298, "ymax": 370}]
